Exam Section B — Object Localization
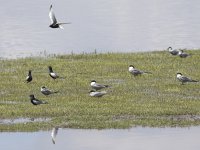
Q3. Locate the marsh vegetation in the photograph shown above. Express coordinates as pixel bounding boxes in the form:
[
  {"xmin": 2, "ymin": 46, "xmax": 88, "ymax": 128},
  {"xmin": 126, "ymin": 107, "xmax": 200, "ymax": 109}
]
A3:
[{"xmin": 0, "ymin": 50, "xmax": 200, "ymax": 131}]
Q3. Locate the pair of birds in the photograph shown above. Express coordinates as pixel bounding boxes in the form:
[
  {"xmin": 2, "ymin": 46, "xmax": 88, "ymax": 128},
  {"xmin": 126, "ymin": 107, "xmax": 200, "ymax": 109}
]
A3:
[
  {"xmin": 29, "ymin": 87, "xmax": 58, "ymax": 105},
  {"xmin": 89, "ymin": 80, "xmax": 109, "ymax": 97},
  {"xmin": 167, "ymin": 47, "xmax": 190, "ymax": 58},
  {"xmin": 49, "ymin": 5, "xmax": 70, "ymax": 29},
  {"xmin": 26, "ymin": 66, "xmax": 60, "ymax": 83},
  {"xmin": 129, "ymin": 65, "xmax": 198, "ymax": 84}
]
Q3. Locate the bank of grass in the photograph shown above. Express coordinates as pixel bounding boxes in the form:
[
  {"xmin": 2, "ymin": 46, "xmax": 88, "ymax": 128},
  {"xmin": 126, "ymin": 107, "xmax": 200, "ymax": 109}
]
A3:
[{"xmin": 0, "ymin": 50, "xmax": 200, "ymax": 131}]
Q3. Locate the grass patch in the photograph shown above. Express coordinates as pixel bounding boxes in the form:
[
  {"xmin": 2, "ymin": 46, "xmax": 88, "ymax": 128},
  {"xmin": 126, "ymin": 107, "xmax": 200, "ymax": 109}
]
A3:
[{"xmin": 0, "ymin": 50, "xmax": 200, "ymax": 131}]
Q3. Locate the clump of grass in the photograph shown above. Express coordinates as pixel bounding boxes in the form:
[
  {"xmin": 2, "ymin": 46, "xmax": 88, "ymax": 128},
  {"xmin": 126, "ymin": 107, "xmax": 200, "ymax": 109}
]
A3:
[{"xmin": 0, "ymin": 50, "xmax": 200, "ymax": 131}]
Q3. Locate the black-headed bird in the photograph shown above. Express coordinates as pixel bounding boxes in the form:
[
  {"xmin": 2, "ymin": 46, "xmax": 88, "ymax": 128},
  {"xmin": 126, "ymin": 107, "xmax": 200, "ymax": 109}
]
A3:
[
  {"xmin": 167, "ymin": 47, "xmax": 180, "ymax": 55},
  {"xmin": 49, "ymin": 5, "xmax": 71, "ymax": 29},
  {"xmin": 26, "ymin": 70, "xmax": 32, "ymax": 83},
  {"xmin": 176, "ymin": 73, "xmax": 198, "ymax": 84},
  {"xmin": 90, "ymin": 80, "xmax": 109, "ymax": 91},
  {"xmin": 29, "ymin": 94, "xmax": 48, "ymax": 105},
  {"xmin": 129, "ymin": 65, "xmax": 152, "ymax": 76},
  {"xmin": 41, "ymin": 86, "xmax": 58, "ymax": 95},
  {"xmin": 48, "ymin": 66, "xmax": 59, "ymax": 79}
]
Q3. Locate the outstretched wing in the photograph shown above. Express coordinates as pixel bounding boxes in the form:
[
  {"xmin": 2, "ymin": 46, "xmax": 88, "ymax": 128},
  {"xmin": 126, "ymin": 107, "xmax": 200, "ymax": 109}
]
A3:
[
  {"xmin": 49, "ymin": 5, "xmax": 57, "ymax": 24},
  {"xmin": 51, "ymin": 127, "xmax": 59, "ymax": 144}
]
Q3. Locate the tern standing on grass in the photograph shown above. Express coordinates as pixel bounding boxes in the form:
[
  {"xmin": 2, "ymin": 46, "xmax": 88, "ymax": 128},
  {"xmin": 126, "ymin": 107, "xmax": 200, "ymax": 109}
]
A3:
[
  {"xmin": 48, "ymin": 66, "xmax": 59, "ymax": 79},
  {"xmin": 49, "ymin": 5, "xmax": 71, "ymax": 29},
  {"xmin": 29, "ymin": 94, "xmax": 48, "ymax": 105},
  {"xmin": 41, "ymin": 86, "xmax": 58, "ymax": 95},
  {"xmin": 90, "ymin": 80, "xmax": 109, "ymax": 91},
  {"xmin": 178, "ymin": 50, "xmax": 190, "ymax": 58},
  {"xmin": 89, "ymin": 90, "xmax": 107, "ymax": 97},
  {"xmin": 167, "ymin": 47, "xmax": 180, "ymax": 55},
  {"xmin": 129, "ymin": 65, "xmax": 152, "ymax": 76},
  {"xmin": 176, "ymin": 73, "xmax": 198, "ymax": 84},
  {"xmin": 26, "ymin": 70, "xmax": 32, "ymax": 83}
]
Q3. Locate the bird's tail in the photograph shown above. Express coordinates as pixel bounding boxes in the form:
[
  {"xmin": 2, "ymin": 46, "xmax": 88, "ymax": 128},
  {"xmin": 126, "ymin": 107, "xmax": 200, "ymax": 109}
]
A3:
[
  {"xmin": 53, "ymin": 91, "xmax": 59, "ymax": 94},
  {"xmin": 58, "ymin": 23, "xmax": 71, "ymax": 29},
  {"xmin": 191, "ymin": 79, "xmax": 198, "ymax": 82},
  {"xmin": 42, "ymin": 101, "xmax": 48, "ymax": 104},
  {"xmin": 59, "ymin": 22, "xmax": 71, "ymax": 25},
  {"xmin": 144, "ymin": 71, "xmax": 152, "ymax": 74}
]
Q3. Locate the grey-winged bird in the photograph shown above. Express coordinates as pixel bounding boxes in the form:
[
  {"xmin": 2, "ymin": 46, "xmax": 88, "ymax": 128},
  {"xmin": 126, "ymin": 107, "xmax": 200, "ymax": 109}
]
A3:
[{"xmin": 49, "ymin": 5, "xmax": 71, "ymax": 29}]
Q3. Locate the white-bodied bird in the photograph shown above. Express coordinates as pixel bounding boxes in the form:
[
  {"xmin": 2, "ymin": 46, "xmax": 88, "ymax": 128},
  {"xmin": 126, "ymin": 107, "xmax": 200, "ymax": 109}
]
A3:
[
  {"xmin": 49, "ymin": 5, "xmax": 71, "ymax": 29},
  {"xmin": 129, "ymin": 65, "xmax": 152, "ymax": 76},
  {"xmin": 89, "ymin": 90, "xmax": 107, "ymax": 97},
  {"xmin": 176, "ymin": 73, "xmax": 198, "ymax": 84},
  {"xmin": 90, "ymin": 80, "xmax": 109, "ymax": 91},
  {"xmin": 167, "ymin": 47, "xmax": 180, "ymax": 55},
  {"xmin": 41, "ymin": 86, "xmax": 58, "ymax": 95}
]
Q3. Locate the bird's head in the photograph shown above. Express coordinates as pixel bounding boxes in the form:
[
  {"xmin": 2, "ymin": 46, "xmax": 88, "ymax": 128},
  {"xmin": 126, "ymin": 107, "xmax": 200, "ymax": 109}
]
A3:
[
  {"xmin": 167, "ymin": 47, "xmax": 172, "ymax": 50},
  {"xmin": 29, "ymin": 94, "xmax": 35, "ymax": 99},
  {"xmin": 89, "ymin": 90, "xmax": 96, "ymax": 93}
]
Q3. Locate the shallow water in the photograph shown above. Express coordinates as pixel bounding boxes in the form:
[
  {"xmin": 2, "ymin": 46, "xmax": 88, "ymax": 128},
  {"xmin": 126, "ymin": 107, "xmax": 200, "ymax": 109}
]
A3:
[
  {"xmin": 1, "ymin": 127, "xmax": 200, "ymax": 150},
  {"xmin": 1, "ymin": 0, "xmax": 200, "ymax": 58}
]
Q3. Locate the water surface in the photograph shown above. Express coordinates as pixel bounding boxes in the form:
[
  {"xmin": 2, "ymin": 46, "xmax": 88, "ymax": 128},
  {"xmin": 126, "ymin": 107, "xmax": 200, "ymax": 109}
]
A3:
[
  {"xmin": 1, "ymin": 127, "xmax": 200, "ymax": 150},
  {"xmin": 1, "ymin": 0, "xmax": 200, "ymax": 58}
]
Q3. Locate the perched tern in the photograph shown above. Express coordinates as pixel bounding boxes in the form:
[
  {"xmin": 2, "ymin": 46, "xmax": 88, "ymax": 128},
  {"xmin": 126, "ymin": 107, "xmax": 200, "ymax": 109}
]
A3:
[
  {"xmin": 26, "ymin": 70, "xmax": 32, "ymax": 83},
  {"xmin": 29, "ymin": 94, "xmax": 48, "ymax": 105},
  {"xmin": 41, "ymin": 86, "xmax": 58, "ymax": 95},
  {"xmin": 176, "ymin": 73, "xmax": 198, "ymax": 84},
  {"xmin": 90, "ymin": 80, "xmax": 109, "ymax": 91},
  {"xmin": 129, "ymin": 65, "xmax": 152, "ymax": 76},
  {"xmin": 178, "ymin": 50, "xmax": 190, "ymax": 58},
  {"xmin": 167, "ymin": 47, "xmax": 180, "ymax": 55},
  {"xmin": 89, "ymin": 90, "xmax": 107, "ymax": 97}
]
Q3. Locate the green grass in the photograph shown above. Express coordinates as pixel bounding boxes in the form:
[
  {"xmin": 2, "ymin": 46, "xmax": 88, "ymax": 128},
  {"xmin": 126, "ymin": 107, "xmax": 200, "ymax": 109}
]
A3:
[{"xmin": 0, "ymin": 50, "xmax": 200, "ymax": 131}]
